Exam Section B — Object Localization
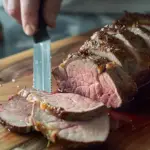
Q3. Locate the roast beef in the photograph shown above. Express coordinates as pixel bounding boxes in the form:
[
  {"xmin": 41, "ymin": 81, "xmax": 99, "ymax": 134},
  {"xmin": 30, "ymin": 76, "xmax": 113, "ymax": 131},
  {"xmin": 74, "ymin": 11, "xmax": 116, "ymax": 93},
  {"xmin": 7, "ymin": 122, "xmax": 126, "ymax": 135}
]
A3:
[
  {"xmin": 53, "ymin": 53, "xmax": 137, "ymax": 108},
  {"xmin": 53, "ymin": 13, "xmax": 150, "ymax": 107},
  {"xmin": 18, "ymin": 88, "xmax": 106, "ymax": 121},
  {"xmin": 114, "ymin": 12, "xmax": 150, "ymax": 46},
  {"xmin": 80, "ymin": 26, "xmax": 150, "ymax": 85},
  {"xmin": 113, "ymin": 12, "xmax": 150, "ymax": 85},
  {"xmin": 31, "ymin": 105, "xmax": 110, "ymax": 144},
  {"xmin": 0, "ymin": 95, "xmax": 33, "ymax": 133},
  {"xmin": 104, "ymin": 25, "xmax": 150, "ymax": 63},
  {"xmin": 0, "ymin": 92, "xmax": 110, "ymax": 146},
  {"xmin": 80, "ymin": 30, "xmax": 139, "ymax": 76}
]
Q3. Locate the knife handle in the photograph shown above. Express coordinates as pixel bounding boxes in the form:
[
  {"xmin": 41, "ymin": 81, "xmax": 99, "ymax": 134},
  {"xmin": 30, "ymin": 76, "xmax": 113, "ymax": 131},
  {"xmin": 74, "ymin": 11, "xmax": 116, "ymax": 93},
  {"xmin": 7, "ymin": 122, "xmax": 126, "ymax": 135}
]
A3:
[
  {"xmin": 38, "ymin": 0, "xmax": 46, "ymax": 30},
  {"xmin": 33, "ymin": 0, "xmax": 49, "ymax": 43}
]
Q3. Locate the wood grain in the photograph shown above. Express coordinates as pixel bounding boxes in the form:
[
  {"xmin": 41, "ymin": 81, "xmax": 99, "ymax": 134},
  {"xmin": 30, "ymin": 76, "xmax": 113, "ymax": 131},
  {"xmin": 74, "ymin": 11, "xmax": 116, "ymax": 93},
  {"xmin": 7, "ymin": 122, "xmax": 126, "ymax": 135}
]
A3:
[
  {"xmin": 0, "ymin": 125, "xmax": 34, "ymax": 150},
  {"xmin": 0, "ymin": 75, "xmax": 58, "ymax": 101},
  {"xmin": 1, "ymin": 29, "xmax": 150, "ymax": 150}
]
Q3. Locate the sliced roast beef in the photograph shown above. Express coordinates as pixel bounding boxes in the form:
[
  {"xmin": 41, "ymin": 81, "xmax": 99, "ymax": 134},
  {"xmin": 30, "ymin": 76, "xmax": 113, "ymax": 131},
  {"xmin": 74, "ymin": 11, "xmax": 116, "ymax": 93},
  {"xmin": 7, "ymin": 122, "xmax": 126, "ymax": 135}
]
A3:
[
  {"xmin": 79, "ymin": 30, "xmax": 139, "ymax": 77},
  {"xmin": 85, "ymin": 27, "xmax": 150, "ymax": 85},
  {"xmin": 113, "ymin": 13, "xmax": 150, "ymax": 85},
  {"xmin": 31, "ymin": 105, "xmax": 110, "ymax": 145},
  {"xmin": 114, "ymin": 12, "xmax": 150, "ymax": 54},
  {"xmin": 0, "ymin": 95, "xmax": 33, "ymax": 133},
  {"xmin": 52, "ymin": 53, "xmax": 137, "ymax": 108},
  {"xmin": 18, "ymin": 88, "xmax": 107, "ymax": 121},
  {"xmin": 103, "ymin": 25, "xmax": 150, "ymax": 85},
  {"xmin": 0, "ymin": 90, "xmax": 110, "ymax": 146},
  {"xmin": 113, "ymin": 12, "xmax": 150, "ymax": 57},
  {"xmin": 105, "ymin": 25, "xmax": 150, "ymax": 56}
]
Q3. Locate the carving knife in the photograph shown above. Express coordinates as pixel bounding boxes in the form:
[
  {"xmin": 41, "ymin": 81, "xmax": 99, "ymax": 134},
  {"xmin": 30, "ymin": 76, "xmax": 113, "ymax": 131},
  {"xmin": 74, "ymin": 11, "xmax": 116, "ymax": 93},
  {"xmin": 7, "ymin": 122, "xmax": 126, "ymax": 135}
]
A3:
[{"xmin": 33, "ymin": 0, "xmax": 51, "ymax": 92}]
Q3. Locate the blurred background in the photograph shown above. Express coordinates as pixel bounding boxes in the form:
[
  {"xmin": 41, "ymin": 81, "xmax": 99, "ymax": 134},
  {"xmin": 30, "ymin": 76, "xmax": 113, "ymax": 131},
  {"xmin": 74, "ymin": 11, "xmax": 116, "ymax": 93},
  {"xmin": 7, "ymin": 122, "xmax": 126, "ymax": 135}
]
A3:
[{"xmin": 0, "ymin": 0, "xmax": 150, "ymax": 59}]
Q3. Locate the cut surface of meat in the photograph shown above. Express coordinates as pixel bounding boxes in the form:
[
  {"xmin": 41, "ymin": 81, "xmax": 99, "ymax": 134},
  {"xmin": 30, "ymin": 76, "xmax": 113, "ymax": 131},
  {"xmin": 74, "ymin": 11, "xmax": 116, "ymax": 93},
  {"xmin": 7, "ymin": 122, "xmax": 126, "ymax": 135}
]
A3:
[
  {"xmin": 18, "ymin": 88, "xmax": 107, "ymax": 121},
  {"xmin": 0, "ymin": 90, "xmax": 110, "ymax": 145},
  {"xmin": 53, "ymin": 14, "xmax": 150, "ymax": 104},
  {"xmin": 31, "ymin": 105, "xmax": 110, "ymax": 144},
  {"xmin": 0, "ymin": 95, "xmax": 33, "ymax": 133},
  {"xmin": 52, "ymin": 53, "xmax": 137, "ymax": 108}
]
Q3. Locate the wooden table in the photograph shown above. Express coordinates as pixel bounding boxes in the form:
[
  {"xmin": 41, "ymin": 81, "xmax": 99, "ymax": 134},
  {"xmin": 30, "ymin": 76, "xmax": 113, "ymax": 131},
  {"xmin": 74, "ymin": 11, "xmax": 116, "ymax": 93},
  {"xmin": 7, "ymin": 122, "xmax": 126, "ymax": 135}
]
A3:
[{"xmin": 1, "ymin": 29, "xmax": 150, "ymax": 150}]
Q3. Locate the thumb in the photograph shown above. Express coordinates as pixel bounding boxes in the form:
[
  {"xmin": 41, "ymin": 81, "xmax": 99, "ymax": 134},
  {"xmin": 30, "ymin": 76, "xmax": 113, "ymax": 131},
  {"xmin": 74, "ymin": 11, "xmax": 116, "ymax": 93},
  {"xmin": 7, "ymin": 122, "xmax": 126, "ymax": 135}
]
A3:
[{"xmin": 44, "ymin": 0, "xmax": 62, "ymax": 28}]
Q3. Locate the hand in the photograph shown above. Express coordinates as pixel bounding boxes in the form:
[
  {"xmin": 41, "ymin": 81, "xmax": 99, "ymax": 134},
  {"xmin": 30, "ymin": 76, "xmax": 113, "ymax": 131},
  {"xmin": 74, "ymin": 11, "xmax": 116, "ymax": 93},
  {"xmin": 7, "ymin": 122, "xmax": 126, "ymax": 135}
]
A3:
[{"xmin": 3, "ymin": 0, "xmax": 62, "ymax": 36}]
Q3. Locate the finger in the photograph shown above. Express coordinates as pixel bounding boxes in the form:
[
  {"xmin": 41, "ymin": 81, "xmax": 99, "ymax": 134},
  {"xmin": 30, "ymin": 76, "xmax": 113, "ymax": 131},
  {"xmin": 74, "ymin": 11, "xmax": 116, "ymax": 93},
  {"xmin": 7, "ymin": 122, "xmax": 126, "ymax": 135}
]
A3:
[
  {"xmin": 20, "ymin": 0, "xmax": 40, "ymax": 36},
  {"xmin": 3, "ymin": 0, "xmax": 8, "ymax": 12},
  {"xmin": 7, "ymin": 0, "xmax": 21, "ymax": 24},
  {"xmin": 44, "ymin": 0, "xmax": 62, "ymax": 28}
]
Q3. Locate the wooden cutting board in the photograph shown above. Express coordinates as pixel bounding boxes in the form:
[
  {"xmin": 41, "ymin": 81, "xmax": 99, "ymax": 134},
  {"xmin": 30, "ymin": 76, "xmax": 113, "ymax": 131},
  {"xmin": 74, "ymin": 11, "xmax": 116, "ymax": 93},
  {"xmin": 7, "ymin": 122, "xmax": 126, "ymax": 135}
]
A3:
[{"xmin": 1, "ymin": 29, "xmax": 150, "ymax": 150}]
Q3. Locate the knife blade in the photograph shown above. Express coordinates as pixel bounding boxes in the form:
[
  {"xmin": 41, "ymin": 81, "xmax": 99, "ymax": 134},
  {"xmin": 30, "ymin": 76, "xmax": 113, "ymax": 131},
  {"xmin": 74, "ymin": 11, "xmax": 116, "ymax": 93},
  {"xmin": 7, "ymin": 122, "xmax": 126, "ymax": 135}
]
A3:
[{"xmin": 33, "ymin": 0, "xmax": 51, "ymax": 92}]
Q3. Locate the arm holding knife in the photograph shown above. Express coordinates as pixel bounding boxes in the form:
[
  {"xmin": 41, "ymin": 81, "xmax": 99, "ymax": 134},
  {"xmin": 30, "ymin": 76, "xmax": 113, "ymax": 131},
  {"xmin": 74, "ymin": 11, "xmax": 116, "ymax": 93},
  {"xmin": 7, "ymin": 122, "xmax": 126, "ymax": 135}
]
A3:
[{"xmin": 3, "ymin": 0, "xmax": 62, "ymax": 36}]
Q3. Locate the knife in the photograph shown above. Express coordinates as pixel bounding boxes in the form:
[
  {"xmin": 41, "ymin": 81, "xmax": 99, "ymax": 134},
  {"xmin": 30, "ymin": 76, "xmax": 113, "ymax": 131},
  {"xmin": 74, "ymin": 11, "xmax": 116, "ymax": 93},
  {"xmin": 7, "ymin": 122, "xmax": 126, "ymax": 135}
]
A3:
[{"xmin": 33, "ymin": 0, "xmax": 51, "ymax": 92}]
